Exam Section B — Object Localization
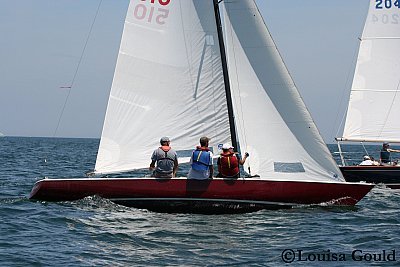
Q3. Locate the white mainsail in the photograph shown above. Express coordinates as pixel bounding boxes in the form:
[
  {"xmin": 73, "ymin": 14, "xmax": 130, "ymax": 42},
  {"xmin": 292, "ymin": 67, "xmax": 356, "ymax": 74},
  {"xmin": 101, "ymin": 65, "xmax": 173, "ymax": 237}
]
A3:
[
  {"xmin": 95, "ymin": 0, "xmax": 231, "ymax": 174},
  {"xmin": 223, "ymin": 0, "xmax": 343, "ymax": 182},
  {"xmin": 341, "ymin": 1, "xmax": 400, "ymax": 142}
]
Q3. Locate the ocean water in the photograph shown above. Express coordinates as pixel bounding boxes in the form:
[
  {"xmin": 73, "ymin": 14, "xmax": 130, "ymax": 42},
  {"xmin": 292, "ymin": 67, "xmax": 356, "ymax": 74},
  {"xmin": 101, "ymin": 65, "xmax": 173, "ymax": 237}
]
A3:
[{"xmin": 1, "ymin": 137, "xmax": 400, "ymax": 266}]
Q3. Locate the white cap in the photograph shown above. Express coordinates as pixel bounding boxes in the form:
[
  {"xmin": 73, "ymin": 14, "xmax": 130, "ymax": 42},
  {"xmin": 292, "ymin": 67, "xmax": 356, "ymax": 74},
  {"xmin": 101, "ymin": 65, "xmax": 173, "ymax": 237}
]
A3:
[
  {"xmin": 222, "ymin": 143, "xmax": 234, "ymax": 150},
  {"xmin": 363, "ymin": 155, "xmax": 370, "ymax": 160}
]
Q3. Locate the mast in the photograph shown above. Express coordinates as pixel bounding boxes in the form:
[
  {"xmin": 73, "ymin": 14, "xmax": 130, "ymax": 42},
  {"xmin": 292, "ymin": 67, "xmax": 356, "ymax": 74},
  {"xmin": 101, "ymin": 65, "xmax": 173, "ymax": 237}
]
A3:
[{"xmin": 213, "ymin": 0, "xmax": 239, "ymax": 151}]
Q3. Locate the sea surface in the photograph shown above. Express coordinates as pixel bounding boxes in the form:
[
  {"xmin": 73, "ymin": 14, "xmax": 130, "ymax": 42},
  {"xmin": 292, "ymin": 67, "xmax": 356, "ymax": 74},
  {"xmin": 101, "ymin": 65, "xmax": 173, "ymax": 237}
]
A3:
[{"xmin": 1, "ymin": 137, "xmax": 400, "ymax": 266}]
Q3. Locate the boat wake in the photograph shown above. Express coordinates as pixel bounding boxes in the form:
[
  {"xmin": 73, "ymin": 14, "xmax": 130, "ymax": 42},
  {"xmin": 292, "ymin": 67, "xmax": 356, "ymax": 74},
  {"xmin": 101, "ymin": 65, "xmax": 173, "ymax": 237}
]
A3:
[{"xmin": 71, "ymin": 195, "xmax": 129, "ymax": 212}]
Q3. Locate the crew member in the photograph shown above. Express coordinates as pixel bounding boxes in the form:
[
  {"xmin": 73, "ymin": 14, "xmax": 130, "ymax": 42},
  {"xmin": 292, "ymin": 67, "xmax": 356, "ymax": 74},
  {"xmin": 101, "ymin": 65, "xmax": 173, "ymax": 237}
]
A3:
[
  {"xmin": 187, "ymin": 136, "xmax": 213, "ymax": 180},
  {"xmin": 149, "ymin": 137, "xmax": 178, "ymax": 178},
  {"xmin": 217, "ymin": 143, "xmax": 249, "ymax": 178}
]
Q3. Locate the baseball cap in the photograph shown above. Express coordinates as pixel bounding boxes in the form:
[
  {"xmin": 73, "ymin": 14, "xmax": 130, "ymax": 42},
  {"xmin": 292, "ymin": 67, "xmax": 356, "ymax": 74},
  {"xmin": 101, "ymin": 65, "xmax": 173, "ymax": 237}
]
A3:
[
  {"xmin": 222, "ymin": 143, "xmax": 234, "ymax": 150},
  {"xmin": 160, "ymin": 137, "xmax": 170, "ymax": 143}
]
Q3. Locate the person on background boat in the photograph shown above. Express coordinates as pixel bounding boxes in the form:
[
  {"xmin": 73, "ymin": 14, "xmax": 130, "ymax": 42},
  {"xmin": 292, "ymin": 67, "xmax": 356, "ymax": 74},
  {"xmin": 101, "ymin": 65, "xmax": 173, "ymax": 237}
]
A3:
[
  {"xmin": 380, "ymin": 142, "xmax": 400, "ymax": 165},
  {"xmin": 359, "ymin": 155, "xmax": 378, "ymax": 166},
  {"xmin": 149, "ymin": 137, "xmax": 178, "ymax": 178},
  {"xmin": 187, "ymin": 136, "xmax": 213, "ymax": 180},
  {"xmin": 370, "ymin": 156, "xmax": 379, "ymax": 165},
  {"xmin": 216, "ymin": 144, "xmax": 249, "ymax": 178}
]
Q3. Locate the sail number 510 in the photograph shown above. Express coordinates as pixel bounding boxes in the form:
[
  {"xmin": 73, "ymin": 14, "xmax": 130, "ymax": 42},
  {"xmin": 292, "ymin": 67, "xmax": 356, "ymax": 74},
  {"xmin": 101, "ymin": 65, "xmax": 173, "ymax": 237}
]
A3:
[
  {"xmin": 135, "ymin": 0, "xmax": 171, "ymax": 25},
  {"xmin": 141, "ymin": 0, "xmax": 170, "ymax": 5},
  {"xmin": 376, "ymin": 0, "xmax": 400, "ymax": 9}
]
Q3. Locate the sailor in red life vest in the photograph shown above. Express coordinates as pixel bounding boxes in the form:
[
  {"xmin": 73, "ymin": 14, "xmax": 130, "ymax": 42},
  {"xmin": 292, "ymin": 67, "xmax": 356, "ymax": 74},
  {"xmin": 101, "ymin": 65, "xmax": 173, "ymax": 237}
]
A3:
[
  {"xmin": 187, "ymin": 136, "xmax": 214, "ymax": 180},
  {"xmin": 149, "ymin": 137, "xmax": 178, "ymax": 178},
  {"xmin": 217, "ymin": 144, "xmax": 249, "ymax": 178}
]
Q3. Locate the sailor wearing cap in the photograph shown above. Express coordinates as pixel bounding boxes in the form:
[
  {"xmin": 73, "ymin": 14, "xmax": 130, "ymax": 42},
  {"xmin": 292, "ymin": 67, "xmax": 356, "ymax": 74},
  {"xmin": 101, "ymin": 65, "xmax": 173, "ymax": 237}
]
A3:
[
  {"xmin": 380, "ymin": 142, "xmax": 400, "ymax": 165},
  {"xmin": 216, "ymin": 143, "xmax": 249, "ymax": 178},
  {"xmin": 149, "ymin": 137, "xmax": 178, "ymax": 178},
  {"xmin": 359, "ymin": 155, "xmax": 378, "ymax": 166}
]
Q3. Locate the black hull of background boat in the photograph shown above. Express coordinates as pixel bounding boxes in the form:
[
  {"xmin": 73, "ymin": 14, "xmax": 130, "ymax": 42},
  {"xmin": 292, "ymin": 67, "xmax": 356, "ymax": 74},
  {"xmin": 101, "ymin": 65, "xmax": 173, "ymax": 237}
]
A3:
[{"xmin": 340, "ymin": 166, "xmax": 400, "ymax": 189}]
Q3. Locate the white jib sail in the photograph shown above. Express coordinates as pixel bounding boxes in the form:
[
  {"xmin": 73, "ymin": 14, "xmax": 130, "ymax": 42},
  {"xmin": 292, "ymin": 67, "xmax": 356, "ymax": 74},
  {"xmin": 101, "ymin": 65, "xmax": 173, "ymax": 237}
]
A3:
[
  {"xmin": 95, "ymin": 0, "xmax": 231, "ymax": 174},
  {"xmin": 342, "ymin": 0, "xmax": 400, "ymax": 142},
  {"xmin": 223, "ymin": 0, "xmax": 344, "ymax": 182}
]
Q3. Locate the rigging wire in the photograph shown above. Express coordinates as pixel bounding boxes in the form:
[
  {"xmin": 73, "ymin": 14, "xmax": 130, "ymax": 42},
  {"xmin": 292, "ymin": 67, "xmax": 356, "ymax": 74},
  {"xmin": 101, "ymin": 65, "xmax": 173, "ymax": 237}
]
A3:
[
  {"xmin": 360, "ymin": 142, "xmax": 369, "ymax": 157},
  {"xmin": 52, "ymin": 0, "xmax": 103, "ymax": 138},
  {"xmin": 332, "ymin": 2, "xmax": 369, "ymax": 140},
  {"xmin": 332, "ymin": 37, "xmax": 361, "ymax": 140},
  {"xmin": 43, "ymin": 0, "xmax": 103, "ymax": 169}
]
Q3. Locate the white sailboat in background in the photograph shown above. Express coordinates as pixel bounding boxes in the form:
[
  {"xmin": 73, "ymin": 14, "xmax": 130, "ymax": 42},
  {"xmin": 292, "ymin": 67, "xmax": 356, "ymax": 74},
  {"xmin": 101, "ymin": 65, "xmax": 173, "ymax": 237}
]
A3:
[
  {"xmin": 336, "ymin": 0, "xmax": 400, "ymax": 188},
  {"xmin": 30, "ymin": 0, "xmax": 372, "ymax": 213}
]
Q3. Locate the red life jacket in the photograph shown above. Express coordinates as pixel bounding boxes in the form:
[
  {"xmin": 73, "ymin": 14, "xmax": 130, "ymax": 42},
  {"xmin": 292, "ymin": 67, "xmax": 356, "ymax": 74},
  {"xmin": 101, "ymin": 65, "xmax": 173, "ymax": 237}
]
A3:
[{"xmin": 219, "ymin": 152, "xmax": 239, "ymax": 177}]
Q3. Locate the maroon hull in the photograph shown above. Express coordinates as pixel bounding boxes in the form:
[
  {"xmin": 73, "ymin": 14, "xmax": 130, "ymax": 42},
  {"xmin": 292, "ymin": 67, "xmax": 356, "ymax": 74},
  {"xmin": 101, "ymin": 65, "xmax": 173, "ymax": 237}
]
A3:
[{"xmin": 29, "ymin": 178, "xmax": 373, "ymax": 213}]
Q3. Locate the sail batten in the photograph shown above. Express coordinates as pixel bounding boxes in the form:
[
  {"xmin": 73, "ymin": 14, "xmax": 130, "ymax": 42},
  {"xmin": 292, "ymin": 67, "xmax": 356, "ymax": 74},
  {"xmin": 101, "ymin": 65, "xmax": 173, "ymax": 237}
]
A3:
[
  {"xmin": 363, "ymin": 37, "xmax": 400, "ymax": 39},
  {"xmin": 351, "ymin": 89, "xmax": 399, "ymax": 92},
  {"xmin": 336, "ymin": 137, "xmax": 400, "ymax": 144}
]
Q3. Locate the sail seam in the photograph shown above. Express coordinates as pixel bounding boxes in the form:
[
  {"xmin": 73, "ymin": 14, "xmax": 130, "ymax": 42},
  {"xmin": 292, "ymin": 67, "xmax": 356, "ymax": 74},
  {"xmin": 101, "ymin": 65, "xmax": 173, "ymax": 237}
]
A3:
[{"xmin": 379, "ymin": 79, "xmax": 400, "ymax": 138}]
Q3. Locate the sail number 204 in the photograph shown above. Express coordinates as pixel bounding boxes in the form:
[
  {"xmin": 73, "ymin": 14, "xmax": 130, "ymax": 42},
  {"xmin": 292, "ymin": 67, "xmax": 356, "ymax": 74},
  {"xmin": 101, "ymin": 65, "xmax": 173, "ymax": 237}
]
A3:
[{"xmin": 375, "ymin": 0, "xmax": 400, "ymax": 9}]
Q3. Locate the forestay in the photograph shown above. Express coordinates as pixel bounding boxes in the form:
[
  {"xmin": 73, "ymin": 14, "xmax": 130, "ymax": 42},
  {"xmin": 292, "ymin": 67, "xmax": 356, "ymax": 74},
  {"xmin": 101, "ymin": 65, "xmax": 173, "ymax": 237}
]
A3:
[
  {"xmin": 223, "ymin": 0, "xmax": 343, "ymax": 182},
  {"xmin": 341, "ymin": 1, "xmax": 400, "ymax": 142},
  {"xmin": 95, "ymin": 0, "xmax": 231, "ymax": 174}
]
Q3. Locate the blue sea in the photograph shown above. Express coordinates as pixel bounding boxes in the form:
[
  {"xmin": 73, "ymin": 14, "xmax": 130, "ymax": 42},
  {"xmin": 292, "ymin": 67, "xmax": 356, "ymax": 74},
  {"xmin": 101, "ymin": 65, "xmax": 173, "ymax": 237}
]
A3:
[{"xmin": 1, "ymin": 137, "xmax": 399, "ymax": 266}]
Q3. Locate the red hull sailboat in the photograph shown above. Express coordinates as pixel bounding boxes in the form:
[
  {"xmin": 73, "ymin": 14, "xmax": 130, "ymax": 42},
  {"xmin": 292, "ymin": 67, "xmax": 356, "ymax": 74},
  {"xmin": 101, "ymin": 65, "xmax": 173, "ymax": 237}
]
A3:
[
  {"xmin": 30, "ymin": 178, "xmax": 372, "ymax": 213},
  {"xmin": 30, "ymin": 0, "xmax": 373, "ymax": 213}
]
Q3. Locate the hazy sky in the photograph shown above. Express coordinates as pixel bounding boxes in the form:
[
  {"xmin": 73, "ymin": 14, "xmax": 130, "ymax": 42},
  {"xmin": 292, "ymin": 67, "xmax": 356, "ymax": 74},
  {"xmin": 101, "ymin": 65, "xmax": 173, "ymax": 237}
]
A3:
[{"xmin": 0, "ymin": 0, "xmax": 369, "ymax": 142}]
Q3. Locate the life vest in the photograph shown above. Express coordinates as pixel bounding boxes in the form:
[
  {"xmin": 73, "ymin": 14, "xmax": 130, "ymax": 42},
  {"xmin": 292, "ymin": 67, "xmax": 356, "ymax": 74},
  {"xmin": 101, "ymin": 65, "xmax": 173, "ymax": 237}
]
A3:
[
  {"xmin": 219, "ymin": 152, "xmax": 240, "ymax": 177},
  {"xmin": 153, "ymin": 146, "xmax": 176, "ymax": 176},
  {"xmin": 157, "ymin": 146, "xmax": 175, "ymax": 162},
  {"xmin": 380, "ymin": 150, "xmax": 391, "ymax": 163},
  {"xmin": 191, "ymin": 147, "xmax": 211, "ymax": 171}
]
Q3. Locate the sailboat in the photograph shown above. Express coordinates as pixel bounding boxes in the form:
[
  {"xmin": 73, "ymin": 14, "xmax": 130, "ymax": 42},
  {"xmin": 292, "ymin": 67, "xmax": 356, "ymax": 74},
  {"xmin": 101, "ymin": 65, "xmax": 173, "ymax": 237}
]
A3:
[
  {"xmin": 30, "ymin": 0, "xmax": 373, "ymax": 213},
  {"xmin": 336, "ymin": 0, "xmax": 400, "ymax": 189}
]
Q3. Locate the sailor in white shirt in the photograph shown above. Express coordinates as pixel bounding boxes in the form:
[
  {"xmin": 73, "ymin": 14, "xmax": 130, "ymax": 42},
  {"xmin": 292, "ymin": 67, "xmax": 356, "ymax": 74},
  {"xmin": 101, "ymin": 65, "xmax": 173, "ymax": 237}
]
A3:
[{"xmin": 359, "ymin": 155, "xmax": 378, "ymax": 166}]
